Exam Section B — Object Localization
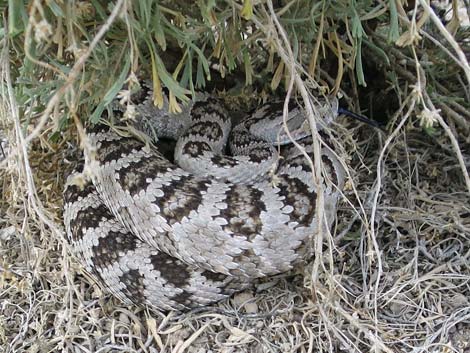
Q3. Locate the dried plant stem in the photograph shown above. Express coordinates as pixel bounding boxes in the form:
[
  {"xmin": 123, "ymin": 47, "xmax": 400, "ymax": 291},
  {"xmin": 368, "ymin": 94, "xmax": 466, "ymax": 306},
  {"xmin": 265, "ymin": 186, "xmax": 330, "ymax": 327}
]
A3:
[
  {"xmin": 1, "ymin": 34, "xmax": 62, "ymax": 239},
  {"xmin": 369, "ymin": 94, "xmax": 417, "ymax": 328},
  {"xmin": 24, "ymin": 0, "xmax": 125, "ymax": 146},
  {"xmin": 433, "ymin": 99, "xmax": 470, "ymax": 134},
  {"xmin": 2, "ymin": 1, "xmax": 470, "ymax": 351},
  {"xmin": 423, "ymin": 92, "xmax": 470, "ymax": 194},
  {"xmin": 418, "ymin": 0, "xmax": 470, "ymax": 87},
  {"xmin": 264, "ymin": 0, "xmax": 328, "ymax": 288}
]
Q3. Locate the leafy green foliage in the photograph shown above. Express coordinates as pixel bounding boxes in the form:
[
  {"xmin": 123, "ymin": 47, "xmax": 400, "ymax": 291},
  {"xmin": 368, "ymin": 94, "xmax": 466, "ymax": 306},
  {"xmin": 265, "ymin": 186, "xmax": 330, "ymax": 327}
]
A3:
[{"xmin": 2, "ymin": 0, "xmax": 469, "ymax": 132}]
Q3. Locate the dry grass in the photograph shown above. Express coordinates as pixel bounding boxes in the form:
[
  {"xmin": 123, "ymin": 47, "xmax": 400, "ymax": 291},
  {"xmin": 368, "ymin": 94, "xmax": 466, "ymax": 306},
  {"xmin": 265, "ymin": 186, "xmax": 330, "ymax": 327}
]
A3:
[{"xmin": 1, "ymin": 1, "xmax": 470, "ymax": 352}]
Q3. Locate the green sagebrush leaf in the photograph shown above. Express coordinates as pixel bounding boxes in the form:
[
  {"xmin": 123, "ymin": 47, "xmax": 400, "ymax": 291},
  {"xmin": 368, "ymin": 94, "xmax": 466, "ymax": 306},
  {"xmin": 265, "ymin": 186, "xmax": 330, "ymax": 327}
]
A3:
[
  {"xmin": 91, "ymin": 58, "xmax": 131, "ymax": 123},
  {"xmin": 8, "ymin": 0, "xmax": 27, "ymax": 36}
]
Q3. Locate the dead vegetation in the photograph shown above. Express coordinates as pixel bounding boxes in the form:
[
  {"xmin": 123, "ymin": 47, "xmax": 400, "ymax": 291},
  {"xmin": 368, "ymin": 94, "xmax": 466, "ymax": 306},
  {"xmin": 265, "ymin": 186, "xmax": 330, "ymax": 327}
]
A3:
[{"xmin": 0, "ymin": 1, "xmax": 469, "ymax": 352}]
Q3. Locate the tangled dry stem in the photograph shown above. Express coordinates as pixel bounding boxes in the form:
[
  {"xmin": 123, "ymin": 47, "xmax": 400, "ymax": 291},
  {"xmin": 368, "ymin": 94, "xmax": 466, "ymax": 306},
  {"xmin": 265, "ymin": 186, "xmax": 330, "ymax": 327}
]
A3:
[{"xmin": 1, "ymin": 1, "xmax": 469, "ymax": 352}]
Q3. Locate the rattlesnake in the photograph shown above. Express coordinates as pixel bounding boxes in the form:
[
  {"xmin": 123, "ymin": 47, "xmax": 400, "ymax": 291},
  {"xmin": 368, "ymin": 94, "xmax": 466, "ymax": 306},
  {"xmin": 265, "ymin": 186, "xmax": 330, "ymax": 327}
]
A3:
[{"xmin": 63, "ymin": 84, "xmax": 345, "ymax": 311}]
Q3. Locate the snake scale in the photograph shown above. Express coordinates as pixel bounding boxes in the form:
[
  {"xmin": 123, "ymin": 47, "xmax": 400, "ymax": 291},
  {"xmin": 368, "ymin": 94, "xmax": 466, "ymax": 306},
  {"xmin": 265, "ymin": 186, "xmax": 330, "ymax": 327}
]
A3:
[{"xmin": 63, "ymin": 83, "xmax": 345, "ymax": 311}]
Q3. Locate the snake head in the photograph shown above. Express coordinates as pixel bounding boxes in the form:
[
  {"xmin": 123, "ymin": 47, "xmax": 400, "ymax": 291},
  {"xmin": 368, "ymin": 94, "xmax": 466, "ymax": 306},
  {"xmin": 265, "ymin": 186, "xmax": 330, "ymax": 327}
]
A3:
[
  {"xmin": 313, "ymin": 96, "xmax": 339, "ymax": 131},
  {"xmin": 245, "ymin": 95, "xmax": 340, "ymax": 145}
]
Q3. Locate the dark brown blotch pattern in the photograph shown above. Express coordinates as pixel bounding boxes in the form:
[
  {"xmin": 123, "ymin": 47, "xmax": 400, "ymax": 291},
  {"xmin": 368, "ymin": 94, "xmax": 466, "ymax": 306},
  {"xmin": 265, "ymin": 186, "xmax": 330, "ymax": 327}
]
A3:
[
  {"xmin": 156, "ymin": 176, "xmax": 208, "ymax": 224},
  {"xmin": 92, "ymin": 230, "xmax": 138, "ymax": 268},
  {"xmin": 322, "ymin": 155, "xmax": 338, "ymax": 185},
  {"xmin": 247, "ymin": 145, "xmax": 273, "ymax": 164},
  {"xmin": 182, "ymin": 141, "xmax": 212, "ymax": 158},
  {"xmin": 117, "ymin": 155, "xmax": 175, "ymax": 196},
  {"xmin": 63, "ymin": 181, "xmax": 95, "ymax": 205},
  {"xmin": 184, "ymin": 121, "xmax": 223, "ymax": 141},
  {"xmin": 284, "ymin": 155, "xmax": 310, "ymax": 172},
  {"xmin": 229, "ymin": 130, "xmax": 253, "ymax": 149},
  {"xmin": 149, "ymin": 252, "xmax": 191, "ymax": 288},
  {"xmin": 277, "ymin": 177, "xmax": 316, "ymax": 226},
  {"xmin": 69, "ymin": 203, "xmax": 113, "ymax": 242},
  {"xmin": 98, "ymin": 138, "xmax": 144, "ymax": 164},
  {"xmin": 200, "ymin": 269, "xmax": 228, "ymax": 283},
  {"xmin": 191, "ymin": 99, "xmax": 228, "ymax": 122},
  {"xmin": 119, "ymin": 269, "xmax": 147, "ymax": 304},
  {"xmin": 210, "ymin": 155, "xmax": 239, "ymax": 167},
  {"xmin": 170, "ymin": 291, "xmax": 192, "ymax": 306},
  {"xmin": 219, "ymin": 186, "xmax": 265, "ymax": 238}
]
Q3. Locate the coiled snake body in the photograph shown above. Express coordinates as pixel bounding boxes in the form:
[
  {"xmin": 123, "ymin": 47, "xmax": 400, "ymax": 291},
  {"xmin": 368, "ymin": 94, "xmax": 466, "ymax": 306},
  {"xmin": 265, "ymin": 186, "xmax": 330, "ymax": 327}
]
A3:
[{"xmin": 63, "ymin": 86, "xmax": 345, "ymax": 311}]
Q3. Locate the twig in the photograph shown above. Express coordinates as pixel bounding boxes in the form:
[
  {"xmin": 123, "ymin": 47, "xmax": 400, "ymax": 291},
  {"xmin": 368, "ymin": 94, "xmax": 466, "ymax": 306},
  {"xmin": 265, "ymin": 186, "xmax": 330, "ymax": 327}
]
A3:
[
  {"xmin": 417, "ymin": 0, "xmax": 470, "ymax": 88},
  {"xmin": 433, "ymin": 99, "xmax": 470, "ymax": 134},
  {"xmin": 423, "ymin": 92, "xmax": 470, "ymax": 194},
  {"xmin": 24, "ymin": 0, "xmax": 125, "ymax": 146},
  {"xmin": 1, "ymin": 29, "xmax": 62, "ymax": 239},
  {"xmin": 369, "ymin": 93, "xmax": 417, "ymax": 330},
  {"xmin": 264, "ymin": 1, "xmax": 329, "ymax": 289}
]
